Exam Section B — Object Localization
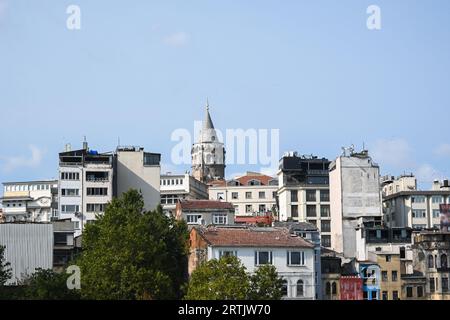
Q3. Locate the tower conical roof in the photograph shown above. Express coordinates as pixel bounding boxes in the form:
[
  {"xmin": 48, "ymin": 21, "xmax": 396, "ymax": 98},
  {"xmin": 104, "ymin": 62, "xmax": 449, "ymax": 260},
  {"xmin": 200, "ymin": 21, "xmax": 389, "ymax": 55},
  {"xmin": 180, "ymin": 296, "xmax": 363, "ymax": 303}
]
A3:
[{"xmin": 203, "ymin": 99, "xmax": 215, "ymax": 130}]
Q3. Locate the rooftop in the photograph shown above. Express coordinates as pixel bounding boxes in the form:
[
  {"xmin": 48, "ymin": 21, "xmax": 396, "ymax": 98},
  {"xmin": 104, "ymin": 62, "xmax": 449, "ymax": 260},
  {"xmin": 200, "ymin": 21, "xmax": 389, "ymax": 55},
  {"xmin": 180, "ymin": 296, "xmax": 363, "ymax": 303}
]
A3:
[
  {"xmin": 178, "ymin": 199, "xmax": 234, "ymax": 210},
  {"xmin": 195, "ymin": 226, "xmax": 314, "ymax": 248}
]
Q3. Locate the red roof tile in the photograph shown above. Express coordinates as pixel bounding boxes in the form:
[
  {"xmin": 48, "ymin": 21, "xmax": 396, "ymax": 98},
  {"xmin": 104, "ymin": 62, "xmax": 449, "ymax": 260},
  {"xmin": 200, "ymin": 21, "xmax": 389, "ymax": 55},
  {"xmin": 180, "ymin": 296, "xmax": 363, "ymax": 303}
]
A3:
[
  {"xmin": 196, "ymin": 226, "xmax": 314, "ymax": 248},
  {"xmin": 235, "ymin": 174, "xmax": 275, "ymax": 186},
  {"xmin": 179, "ymin": 200, "xmax": 234, "ymax": 210}
]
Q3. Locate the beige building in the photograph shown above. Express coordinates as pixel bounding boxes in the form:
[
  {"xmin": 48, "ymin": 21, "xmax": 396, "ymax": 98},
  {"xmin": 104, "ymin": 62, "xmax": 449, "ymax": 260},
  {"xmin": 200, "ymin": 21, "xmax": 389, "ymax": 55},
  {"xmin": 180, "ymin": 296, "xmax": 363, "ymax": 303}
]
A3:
[
  {"xmin": 329, "ymin": 148, "xmax": 382, "ymax": 258},
  {"xmin": 208, "ymin": 172, "xmax": 278, "ymax": 217},
  {"xmin": 376, "ymin": 252, "xmax": 402, "ymax": 300}
]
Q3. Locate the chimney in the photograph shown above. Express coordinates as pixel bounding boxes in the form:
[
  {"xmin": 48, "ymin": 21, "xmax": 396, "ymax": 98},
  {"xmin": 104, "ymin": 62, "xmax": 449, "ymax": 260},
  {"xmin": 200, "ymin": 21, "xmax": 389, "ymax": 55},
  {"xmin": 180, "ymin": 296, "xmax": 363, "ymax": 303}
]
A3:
[
  {"xmin": 64, "ymin": 143, "xmax": 72, "ymax": 152},
  {"xmin": 83, "ymin": 136, "xmax": 88, "ymax": 151}
]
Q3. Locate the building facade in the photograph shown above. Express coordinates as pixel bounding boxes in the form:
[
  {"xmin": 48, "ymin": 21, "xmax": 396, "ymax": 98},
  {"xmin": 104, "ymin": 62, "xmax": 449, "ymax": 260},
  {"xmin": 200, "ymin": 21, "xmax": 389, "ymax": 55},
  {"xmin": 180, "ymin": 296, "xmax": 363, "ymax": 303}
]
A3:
[
  {"xmin": 160, "ymin": 173, "xmax": 208, "ymax": 216},
  {"xmin": 1, "ymin": 180, "xmax": 58, "ymax": 223},
  {"xmin": 176, "ymin": 200, "xmax": 235, "ymax": 226},
  {"xmin": 191, "ymin": 103, "xmax": 225, "ymax": 183},
  {"xmin": 277, "ymin": 153, "xmax": 332, "ymax": 247},
  {"xmin": 189, "ymin": 226, "xmax": 316, "ymax": 300},
  {"xmin": 208, "ymin": 172, "xmax": 278, "ymax": 217},
  {"xmin": 329, "ymin": 148, "xmax": 382, "ymax": 258}
]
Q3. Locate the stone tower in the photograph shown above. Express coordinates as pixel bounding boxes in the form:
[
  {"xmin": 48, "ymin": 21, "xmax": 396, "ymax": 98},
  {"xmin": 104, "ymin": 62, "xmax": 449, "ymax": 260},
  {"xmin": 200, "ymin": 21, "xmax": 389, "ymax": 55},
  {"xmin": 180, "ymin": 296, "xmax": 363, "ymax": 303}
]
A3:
[{"xmin": 191, "ymin": 101, "xmax": 225, "ymax": 183}]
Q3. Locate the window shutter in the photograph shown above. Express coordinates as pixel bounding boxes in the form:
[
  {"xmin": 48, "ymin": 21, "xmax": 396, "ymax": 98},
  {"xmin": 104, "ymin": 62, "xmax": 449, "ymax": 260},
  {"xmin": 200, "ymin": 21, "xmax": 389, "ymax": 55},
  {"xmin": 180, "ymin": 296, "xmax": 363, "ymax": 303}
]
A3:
[
  {"xmin": 255, "ymin": 251, "xmax": 258, "ymax": 265},
  {"xmin": 302, "ymin": 252, "xmax": 305, "ymax": 265},
  {"xmin": 287, "ymin": 251, "xmax": 290, "ymax": 265},
  {"xmin": 270, "ymin": 251, "xmax": 273, "ymax": 264}
]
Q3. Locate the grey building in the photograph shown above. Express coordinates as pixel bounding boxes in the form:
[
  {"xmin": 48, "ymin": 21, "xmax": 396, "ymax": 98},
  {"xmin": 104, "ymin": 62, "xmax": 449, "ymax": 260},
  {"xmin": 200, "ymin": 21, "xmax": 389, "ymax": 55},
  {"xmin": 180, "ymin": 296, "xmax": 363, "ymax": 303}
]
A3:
[{"xmin": 176, "ymin": 200, "xmax": 235, "ymax": 227}]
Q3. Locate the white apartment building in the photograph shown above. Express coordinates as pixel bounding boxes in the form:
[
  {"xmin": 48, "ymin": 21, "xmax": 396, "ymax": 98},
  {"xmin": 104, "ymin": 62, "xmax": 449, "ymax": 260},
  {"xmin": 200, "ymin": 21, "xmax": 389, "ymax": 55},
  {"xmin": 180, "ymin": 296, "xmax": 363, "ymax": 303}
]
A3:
[
  {"xmin": 160, "ymin": 173, "xmax": 208, "ymax": 216},
  {"xmin": 189, "ymin": 226, "xmax": 316, "ymax": 299},
  {"xmin": 58, "ymin": 143, "xmax": 114, "ymax": 236},
  {"xmin": 329, "ymin": 148, "xmax": 382, "ymax": 258},
  {"xmin": 115, "ymin": 146, "xmax": 161, "ymax": 211},
  {"xmin": 1, "ymin": 180, "xmax": 58, "ymax": 222},
  {"xmin": 208, "ymin": 172, "xmax": 278, "ymax": 217},
  {"xmin": 277, "ymin": 153, "xmax": 332, "ymax": 247},
  {"xmin": 383, "ymin": 176, "xmax": 450, "ymax": 230}
]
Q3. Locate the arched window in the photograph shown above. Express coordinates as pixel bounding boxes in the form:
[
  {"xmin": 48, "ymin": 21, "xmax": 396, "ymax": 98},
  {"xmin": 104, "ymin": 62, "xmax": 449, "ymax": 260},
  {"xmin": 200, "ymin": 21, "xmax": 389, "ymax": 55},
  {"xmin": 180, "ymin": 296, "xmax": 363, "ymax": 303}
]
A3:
[
  {"xmin": 441, "ymin": 254, "xmax": 448, "ymax": 269},
  {"xmin": 281, "ymin": 280, "xmax": 288, "ymax": 297},
  {"xmin": 332, "ymin": 282, "xmax": 337, "ymax": 295},
  {"xmin": 325, "ymin": 282, "xmax": 331, "ymax": 295},
  {"xmin": 428, "ymin": 255, "xmax": 434, "ymax": 268},
  {"xmin": 296, "ymin": 280, "xmax": 304, "ymax": 297}
]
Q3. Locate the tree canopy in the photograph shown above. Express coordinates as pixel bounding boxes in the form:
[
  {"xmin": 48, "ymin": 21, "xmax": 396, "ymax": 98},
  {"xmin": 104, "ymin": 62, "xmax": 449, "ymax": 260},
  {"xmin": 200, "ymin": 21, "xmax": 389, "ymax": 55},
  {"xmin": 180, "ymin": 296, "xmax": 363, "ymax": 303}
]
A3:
[
  {"xmin": 76, "ymin": 189, "xmax": 189, "ymax": 300},
  {"xmin": 0, "ymin": 245, "xmax": 12, "ymax": 286}
]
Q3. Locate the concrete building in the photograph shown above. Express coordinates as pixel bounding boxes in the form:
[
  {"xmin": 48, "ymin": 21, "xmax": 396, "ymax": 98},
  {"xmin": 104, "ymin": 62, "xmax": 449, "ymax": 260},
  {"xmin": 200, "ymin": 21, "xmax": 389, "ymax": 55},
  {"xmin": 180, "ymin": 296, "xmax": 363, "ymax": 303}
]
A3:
[
  {"xmin": 115, "ymin": 146, "xmax": 161, "ymax": 211},
  {"xmin": 383, "ymin": 176, "xmax": 450, "ymax": 230},
  {"xmin": 1, "ymin": 180, "xmax": 58, "ymax": 223},
  {"xmin": 277, "ymin": 153, "xmax": 332, "ymax": 247},
  {"xmin": 412, "ymin": 231, "xmax": 450, "ymax": 300},
  {"xmin": 208, "ymin": 172, "xmax": 278, "ymax": 217},
  {"xmin": 329, "ymin": 148, "xmax": 382, "ymax": 258},
  {"xmin": 189, "ymin": 225, "xmax": 316, "ymax": 300},
  {"xmin": 58, "ymin": 143, "xmax": 114, "ymax": 236},
  {"xmin": 0, "ymin": 223, "xmax": 53, "ymax": 285},
  {"xmin": 52, "ymin": 219, "xmax": 76, "ymax": 272},
  {"xmin": 176, "ymin": 200, "xmax": 235, "ymax": 226},
  {"xmin": 321, "ymin": 253, "xmax": 341, "ymax": 300},
  {"xmin": 191, "ymin": 102, "xmax": 225, "ymax": 183},
  {"xmin": 160, "ymin": 173, "xmax": 208, "ymax": 216}
]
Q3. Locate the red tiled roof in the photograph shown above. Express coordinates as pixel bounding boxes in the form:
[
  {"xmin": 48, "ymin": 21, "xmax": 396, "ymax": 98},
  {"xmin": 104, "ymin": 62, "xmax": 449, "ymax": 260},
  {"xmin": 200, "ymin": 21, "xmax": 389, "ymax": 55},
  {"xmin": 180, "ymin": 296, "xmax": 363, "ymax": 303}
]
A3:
[
  {"xmin": 235, "ymin": 174, "xmax": 275, "ymax": 186},
  {"xmin": 196, "ymin": 226, "xmax": 314, "ymax": 248},
  {"xmin": 179, "ymin": 200, "xmax": 234, "ymax": 210},
  {"xmin": 208, "ymin": 179, "xmax": 226, "ymax": 187}
]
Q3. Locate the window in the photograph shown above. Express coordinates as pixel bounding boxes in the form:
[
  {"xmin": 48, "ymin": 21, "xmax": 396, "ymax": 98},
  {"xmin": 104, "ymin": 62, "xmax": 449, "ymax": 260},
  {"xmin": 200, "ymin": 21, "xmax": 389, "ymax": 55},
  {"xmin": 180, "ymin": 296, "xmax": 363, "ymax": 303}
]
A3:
[
  {"xmin": 86, "ymin": 203, "xmax": 106, "ymax": 212},
  {"xmin": 87, "ymin": 188, "xmax": 108, "ymax": 196},
  {"xmin": 248, "ymin": 179, "xmax": 261, "ymax": 186},
  {"xmin": 406, "ymin": 286, "xmax": 413, "ymax": 298},
  {"xmin": 186, "ymin": 214, "xmax": 202, "ymax": 224},
  {"xmin": 442, "ymin": 278, "xmax": 448, "ymax": 293},
  {"xmin": 320, "ymin": 205, "xmax": 330, "ymax": 217},
  {"xmin": 428, "ymin": 255, "xmax": 434, "ymax": 268},
  {"xmin": 219, "ymin": 250, "xmax": 237, "ymax": 258},
  {"xmin": 412, "ymin": 209, "xmax": 426, "ymax": 218},
  {"xmin": 326, "ymin": 282, "xmax": 331, "ymax": 295},
  {"xmin": 61, "ymin": 205, "xmax": 79, "ymax": 213},
  {"xmin": 231, "ymin": 192, "xmax": 238, "ymax": 200},
  {"xmin": 372, "ymin": 291, "xmax": 378, "ymax": 300},
  {"xmin": 392, "ymin": 271, "xmax": 398, "ymax": 282},
  {"xmin": 291, "ymin": 205, "xmax": 298, "ymax": 218},
  {"xmin": 217, "ymin": 193, "xmax": 224, "ymax": 200},
  {"xmin": 272, "ymin": 191, "xmax": 277, "ymax": 199},
  {"xmin": 400, "ymin": 247, "xmax": 406, "ymax": 259},
  {"xmin": 287, "ymin": 251, "xmax": 305, "ymax": 266},
  {"xmin": 213, "ymin": 213, "xmax": 228, "ymax": 225},
  {"xmin": 74, "ymin": 221, "xmax": 80, "ymax": 229},
  {"xmin": 321, "ymin": 220, "xmax": 331, "ymax": 232},
  {"xmin": 430, "ymin": 277, "xmax": 435, "ymax": 293},
  {"xmin": 259, "ymin": 191, "xmax": 265, "ymax": 199},
  {"xmin": 61, "ymin": 189, "xmax": 79, "ymax": 197},
  {"xmin": 258, "ymin": 204, "xmax": 266, "ymax": 213},
  {"xmin": 441, "ymin": 254, "xmax": 448, "ymax": 268},
  {"xmin": 245, "ymin": 192, "xmax": 252, "ymax": 199},
  {"xmin": 432, "ymin": 196, "xmax": 443, "ymax": 204},
  {"xmin": 296, "ymin": 280, "xmax": 304, "ymax": 297},
  {"xmin": 291, "ymin": 191, "xmax": 298, "ymax": 202},
  {"xmin": 433, "ymin": 210, "xmax": 441, "ymax": 218},
  {"xmin": 306, "ymin": 190, "xmax": 316, "ymax": 202},
  {"xmin": 143, "ymin": 152, "xmax": 160, "ymax": 166},
  {"xmin": 332, "ymin": 282, "xmax": 337, "ymax": 295},
  {"xmin": 382, "ymin": 271, "xmax": 388, "ymax": 282},
  {"xmin": 417, "ymin": 286, "xmax": 424, "ymax": 298},
  {"xmin": 386, "ymin": 255, "xmax": 391, "ymax": 262},
  {"xmin": 321, "ymin": 235, "xmax": 331, "ymax": 248},
  {"xmin": 61, "ymin": 172, "xmax": 80, "ymax": 180},
  {"xmin": 382, "ymin": 291, "xmax": 388, "ymax": 300},
  {"xmin": 392, "ymin": 291, "xmax": 398, "ymax": 300},
  {"xmin": 320, "ymin": 190, "xmax": 330, "ymax": 202},
  {"xmin": 245, "ymin": 205, "xmax": 253, "ymax": 213},
  {"xmin": 281, "ymin": 280, "xmax": 288, "ymax": 297},
  {"xmin": 255, "ymin": 251, "xmax": 272, "ymax": 265},
  {"xmin": 412, "ymin": 196, "xmax": 425, "ymax": 203},
  {"xmin": 234, "ymin": 205, "xmax": 239, "ymax": 215},
  {"xmin": 306, "ymin": 205, "xmax": 316, "ymax": 217}
]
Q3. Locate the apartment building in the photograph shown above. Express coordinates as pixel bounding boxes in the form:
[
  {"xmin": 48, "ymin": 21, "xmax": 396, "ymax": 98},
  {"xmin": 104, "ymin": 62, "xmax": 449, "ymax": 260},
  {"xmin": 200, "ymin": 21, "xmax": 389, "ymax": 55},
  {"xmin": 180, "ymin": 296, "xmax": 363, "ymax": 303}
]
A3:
[
  {"xmin": 329, "ymin": 148, "xmax": 382, "ymax": 258},
  {"xmin": 160, "ymin": 173, "xmax": 208, "ymax": 216},
  {"xmin": 277, "ymin": 153, "xmax": 332, "ymax": 247},
  {"xmin": 208, "ymin": 172, "xmax": 278, "ymax": 217},
  {"xmin": 175, "ymin": 200, "xmax": 235, "ymax": 226},
  {"xmin": 383, "ymin": 176, "xmax": 450, "ymax": 230},
  {"xmin": 58, "ymin": 143, "xmax": 114, "ymax": 236},
  {"xmin": 115, "ymin": 146, "xmax": 161, "ymax": 211},
  {"xmin": 189, "ymin": 225, "xmax": 316, "ymax": 300},
  {"xmin": 1, "ymin": 180, "xmax": 58, "ymax": 223}
]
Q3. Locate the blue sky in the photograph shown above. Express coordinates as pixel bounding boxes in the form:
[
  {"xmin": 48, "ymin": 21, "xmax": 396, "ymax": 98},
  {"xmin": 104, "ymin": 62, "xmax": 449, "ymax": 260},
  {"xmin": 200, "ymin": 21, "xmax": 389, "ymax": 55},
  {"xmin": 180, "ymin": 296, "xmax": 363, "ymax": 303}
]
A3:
[{"xmin": 1, "ymin": 0, "xmax": 450, "ymax": 190}]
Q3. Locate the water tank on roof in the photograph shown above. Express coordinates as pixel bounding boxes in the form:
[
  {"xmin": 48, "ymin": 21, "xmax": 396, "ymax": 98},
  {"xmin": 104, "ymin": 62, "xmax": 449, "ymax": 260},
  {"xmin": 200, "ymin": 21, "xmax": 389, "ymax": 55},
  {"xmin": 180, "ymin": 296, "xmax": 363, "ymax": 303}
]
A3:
[{"xmin": 89, "ymin": 150, "xmax": 99, "ymax": 155}]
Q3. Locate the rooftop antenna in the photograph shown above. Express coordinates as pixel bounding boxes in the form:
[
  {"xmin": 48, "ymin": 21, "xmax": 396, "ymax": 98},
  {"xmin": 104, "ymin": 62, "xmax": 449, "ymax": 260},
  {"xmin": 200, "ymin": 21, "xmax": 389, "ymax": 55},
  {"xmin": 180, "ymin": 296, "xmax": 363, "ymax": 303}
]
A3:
[{"xmin": 83, "ymin": 136, "xmax": 88, "ymax": 151}]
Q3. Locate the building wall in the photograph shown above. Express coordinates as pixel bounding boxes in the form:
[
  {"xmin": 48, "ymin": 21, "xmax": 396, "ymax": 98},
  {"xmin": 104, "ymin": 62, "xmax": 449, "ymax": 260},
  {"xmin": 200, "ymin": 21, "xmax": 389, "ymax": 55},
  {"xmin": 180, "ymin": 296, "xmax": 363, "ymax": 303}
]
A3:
[
  {"xmin": 178, "ymin": 209, "xmax": 235, "ymax": 226},
  {"xmin": 322, "ymin": 275, "xmax": 340, "ymax": 300},
  {"xmin": 340, "ymin": 276, "xmax": 363, "ymax": 300},
  {"xmin": 377, "ymin": 253, "xmax": 402, "ymax": 300},
  {"xmin": 0, "ymin": 224, "xmax": 53, "ymax": 285}
]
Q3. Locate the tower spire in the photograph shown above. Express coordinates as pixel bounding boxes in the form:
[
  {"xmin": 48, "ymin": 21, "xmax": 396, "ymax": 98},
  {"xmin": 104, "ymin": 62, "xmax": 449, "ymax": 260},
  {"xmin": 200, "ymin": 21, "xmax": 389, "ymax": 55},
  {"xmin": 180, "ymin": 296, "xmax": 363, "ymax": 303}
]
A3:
[{"xmin": 203, "ymin": 99, "xmax": 214, "ymax": 130}]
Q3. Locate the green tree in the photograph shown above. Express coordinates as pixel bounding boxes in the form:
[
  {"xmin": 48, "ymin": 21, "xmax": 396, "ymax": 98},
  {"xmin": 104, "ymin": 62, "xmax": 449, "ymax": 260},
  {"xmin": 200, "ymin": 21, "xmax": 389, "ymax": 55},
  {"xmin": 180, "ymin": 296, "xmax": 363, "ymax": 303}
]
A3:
[
  {"xmin": 20, "ymin": 268, "xmax": 80, "ymax": 300},
  {"xmin": 185, "ymin": 255, "xmax": 250, "ymax": 300},
  {"xmin": 248, "ymin": 265, "xmax": 283, "ymax": 300},
  {"xmin": 0, "ymin": 245, "xmax": 12, "ymax": 286},
  {"xmin": 77, "ymin": 189, "xmax": 189, "ymax": 300}
]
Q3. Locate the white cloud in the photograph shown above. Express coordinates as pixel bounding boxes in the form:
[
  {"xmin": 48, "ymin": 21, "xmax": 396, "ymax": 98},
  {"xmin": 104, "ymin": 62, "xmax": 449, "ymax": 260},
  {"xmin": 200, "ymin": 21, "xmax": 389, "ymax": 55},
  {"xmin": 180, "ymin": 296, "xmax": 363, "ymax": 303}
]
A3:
[
  {"xmin": 434, "ymin": 143, "xmax": 450, "ymax": 157},
  {"xmin": 371, "ymin": 138, "xmax": 414, "ymax": 168},
  {"xmin": 163, "ymin": 31, "xmax": 190, "ymax": 47},
  {"xmin": 416, "ymin": 164, "xmax": 442, "ymax": 183},
  {"xmin": 0, "ymin": 145, "xmax": 45, "ymax": 173}
]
